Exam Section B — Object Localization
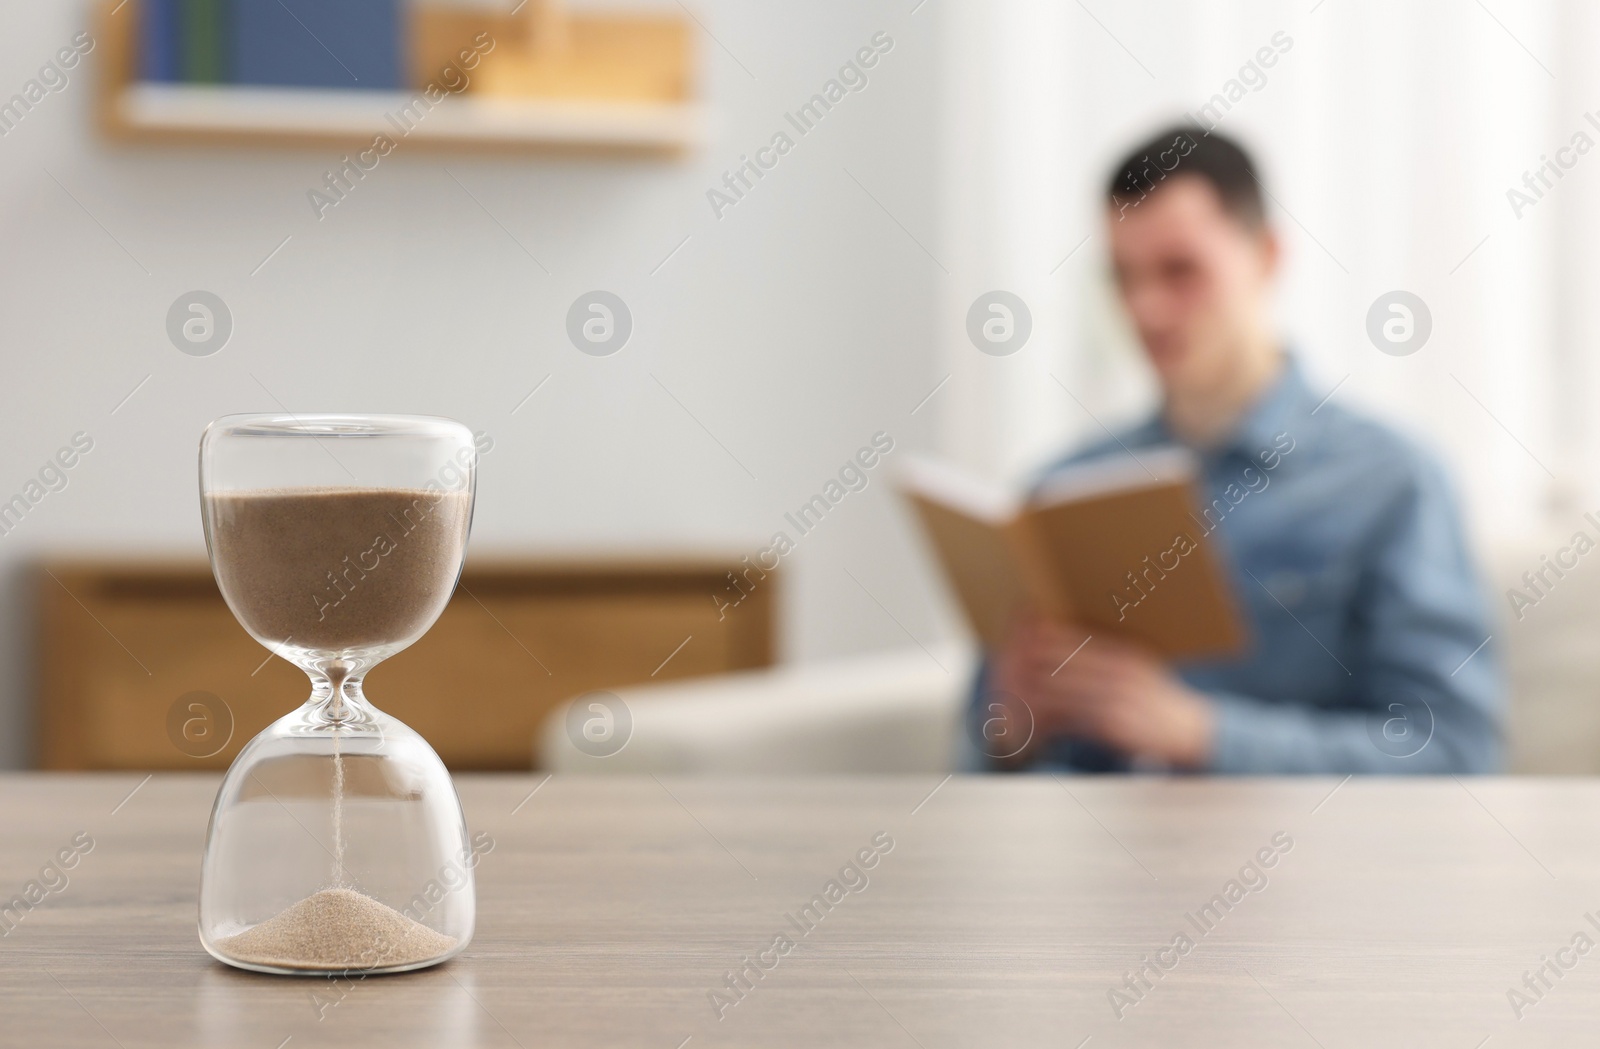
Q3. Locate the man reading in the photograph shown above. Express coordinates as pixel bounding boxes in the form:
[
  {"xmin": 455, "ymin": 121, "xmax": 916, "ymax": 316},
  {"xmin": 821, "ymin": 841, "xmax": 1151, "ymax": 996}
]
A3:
[{"xmin": 974, "ymin": 127, "xmax": 1503, "ymax": 774}]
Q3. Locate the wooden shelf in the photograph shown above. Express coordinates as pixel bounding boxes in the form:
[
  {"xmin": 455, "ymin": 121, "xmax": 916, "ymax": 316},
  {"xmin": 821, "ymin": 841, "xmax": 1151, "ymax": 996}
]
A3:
[
  {"xmin": 96, "ymin": 0, "xmax": 701, "ymax": 155},
  {"xmin": 112, "ymin": 82, "xmax": 702, "ymax": 152}
]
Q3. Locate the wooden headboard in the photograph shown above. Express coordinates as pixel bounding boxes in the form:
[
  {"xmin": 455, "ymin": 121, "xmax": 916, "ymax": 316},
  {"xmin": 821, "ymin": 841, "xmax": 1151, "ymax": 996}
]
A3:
[{"xmin": 37, "ymin": 557, "xmax": 773, "ymax": 771}]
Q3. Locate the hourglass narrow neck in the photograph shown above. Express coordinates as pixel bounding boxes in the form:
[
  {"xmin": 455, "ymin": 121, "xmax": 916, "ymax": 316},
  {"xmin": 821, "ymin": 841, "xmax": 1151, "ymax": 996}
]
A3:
[{"xmin": 306, "ymin": 660, "xmax": 374, "ymax": 725}]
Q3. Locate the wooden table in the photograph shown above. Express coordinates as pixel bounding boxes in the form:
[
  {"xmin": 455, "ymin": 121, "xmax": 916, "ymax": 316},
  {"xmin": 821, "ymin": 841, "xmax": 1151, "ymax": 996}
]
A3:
[{"xmin": 0, "ymin": 773, "xmax": 1591, "ymax": 1047}]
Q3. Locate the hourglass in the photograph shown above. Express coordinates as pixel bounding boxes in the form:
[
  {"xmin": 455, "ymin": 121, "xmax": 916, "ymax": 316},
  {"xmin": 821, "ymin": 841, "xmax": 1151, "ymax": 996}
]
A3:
[{"xmin": 197, "ymin": 414, "xmax": 478, "ymax": 974}]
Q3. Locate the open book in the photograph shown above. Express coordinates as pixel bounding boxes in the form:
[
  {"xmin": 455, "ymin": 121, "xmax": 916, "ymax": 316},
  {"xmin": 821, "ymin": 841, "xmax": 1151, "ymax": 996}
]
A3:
[{"xmin": 899, "ymin": 448, "xmax": 1246, "ymax": 660}]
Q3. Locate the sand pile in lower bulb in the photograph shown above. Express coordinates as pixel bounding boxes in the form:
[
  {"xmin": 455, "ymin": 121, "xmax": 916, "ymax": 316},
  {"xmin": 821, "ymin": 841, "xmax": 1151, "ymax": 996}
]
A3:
[{"xmin": 217, "ymin": 887, "xmax": 457, "ymax": 971}]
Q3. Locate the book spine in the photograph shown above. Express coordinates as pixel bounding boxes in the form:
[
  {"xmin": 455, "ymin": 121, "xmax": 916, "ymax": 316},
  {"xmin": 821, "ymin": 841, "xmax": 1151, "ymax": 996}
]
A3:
[
  {"xmin": 230, "ymin": 0, "xmax": 402, "ymax": 89},
  {"xmin": 182, "ymin": 0, "xmax": 227, "ymax": 83},
  {"xmin": 1005, "ymin": 516, "xmax": 1075, "ymax": 622},
  {"xmin": 362, "ymin": 0, "xmax": 404, "ymax": 90},
  {"xmin": 140, "ymin": 0, "xmax": 182, "ymax": 82}
]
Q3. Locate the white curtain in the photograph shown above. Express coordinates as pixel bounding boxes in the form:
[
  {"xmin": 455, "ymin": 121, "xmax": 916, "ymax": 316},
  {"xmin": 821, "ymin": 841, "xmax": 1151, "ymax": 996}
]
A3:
[{"xmin": 936, "ymin": 0, "xmax": 1585, "ymax": 546}]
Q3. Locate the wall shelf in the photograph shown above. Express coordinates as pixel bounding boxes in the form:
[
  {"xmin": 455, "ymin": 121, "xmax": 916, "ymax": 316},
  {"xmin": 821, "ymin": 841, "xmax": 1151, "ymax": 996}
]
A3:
[
  {"xmin": 112, "ymin": 82, "xmax": 701, "ymax": 152},
  {"xmin": 96, "ymin": 0, "xmax": 701, "ymax": 155}
]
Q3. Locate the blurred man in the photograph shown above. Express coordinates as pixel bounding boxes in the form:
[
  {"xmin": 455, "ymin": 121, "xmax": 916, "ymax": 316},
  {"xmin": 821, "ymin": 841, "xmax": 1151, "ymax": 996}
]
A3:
[{"xmin": 974, "ymin": 126, "xmax": 1503, "ymax": 773}]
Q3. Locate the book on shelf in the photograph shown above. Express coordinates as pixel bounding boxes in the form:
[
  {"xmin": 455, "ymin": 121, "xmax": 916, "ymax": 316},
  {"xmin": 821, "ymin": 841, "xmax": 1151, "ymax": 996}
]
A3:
[
  {"xmin": 139, "ymin": 0, "xmax": 181, "ymax": 82},
  {"xmin": 230, "ymin": 0, "xmax": 404, "ymax": 90},
  {"xmin": 181, "ymin": 0, "xmax": 227, "ymax": 83},
  {"xmin": 136, "ymin": 0, "xmax": 405, "ymax": 90}
]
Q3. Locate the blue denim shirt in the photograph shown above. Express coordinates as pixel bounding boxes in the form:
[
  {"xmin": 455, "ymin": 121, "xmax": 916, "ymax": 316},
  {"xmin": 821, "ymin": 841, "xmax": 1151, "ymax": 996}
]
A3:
[{"xmin": 972, "ymin": 359, "xmax": 1505, "ymax": 774}]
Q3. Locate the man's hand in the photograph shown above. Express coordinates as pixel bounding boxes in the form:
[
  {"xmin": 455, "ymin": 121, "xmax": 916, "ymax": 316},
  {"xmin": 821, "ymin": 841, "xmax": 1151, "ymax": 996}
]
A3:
[{"xmin": 990, "ymin": 616, "xmax": 1216, "ymax": 769}]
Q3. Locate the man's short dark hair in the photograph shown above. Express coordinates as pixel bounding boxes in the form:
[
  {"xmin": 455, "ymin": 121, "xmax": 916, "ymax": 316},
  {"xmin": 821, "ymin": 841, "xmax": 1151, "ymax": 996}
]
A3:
[{"xmin": 1107, "ymin": 126, "xmax": 1265, "ymax": 230}]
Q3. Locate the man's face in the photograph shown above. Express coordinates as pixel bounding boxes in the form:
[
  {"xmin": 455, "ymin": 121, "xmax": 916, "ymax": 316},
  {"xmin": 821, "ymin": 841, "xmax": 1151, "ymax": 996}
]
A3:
[{"xmin": 1107, "ymin": 176, "xmax": 1276, "ymax": 386}]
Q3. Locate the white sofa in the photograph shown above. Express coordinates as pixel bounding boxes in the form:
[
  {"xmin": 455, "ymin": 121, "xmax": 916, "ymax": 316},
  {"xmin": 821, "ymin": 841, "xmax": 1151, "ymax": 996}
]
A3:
[
  {"xmin": 540, "ymin": 645, "xmax": 974, "ymax": 773},
  {"xmin": 538, "ymin": 540, "xmax": 1600, "ymax": 775}
]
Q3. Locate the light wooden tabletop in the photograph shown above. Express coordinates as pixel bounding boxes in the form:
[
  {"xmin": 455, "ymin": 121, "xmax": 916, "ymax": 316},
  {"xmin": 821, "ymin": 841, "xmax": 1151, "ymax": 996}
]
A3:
[{"xmin": 0, "ymin": 773, "xmax": 1592, "ymax": 1047}]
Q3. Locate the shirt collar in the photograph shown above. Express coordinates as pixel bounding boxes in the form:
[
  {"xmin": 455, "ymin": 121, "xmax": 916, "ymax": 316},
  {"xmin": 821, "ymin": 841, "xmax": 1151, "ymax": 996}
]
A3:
[
  {"xmin": 1219, "ymin": 355, "xmax": 1313, "ymax": 460},
  {"xmin": 1148, "ymin": 355, "xmax": 1312, "ymax": 462}
]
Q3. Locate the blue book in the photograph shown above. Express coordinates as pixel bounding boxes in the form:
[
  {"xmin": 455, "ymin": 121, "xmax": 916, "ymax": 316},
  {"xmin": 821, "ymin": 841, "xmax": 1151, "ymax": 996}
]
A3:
[
  {"xmin": 140, "ymin": 0, "xmax": 182, "ymax": 82},
  {"xmin": 230, "ymin": 0, "xmax": 404, "ymax": 90},
  {"xmin": 182, "ymin": 0, "xmax": 227, "ymax": 83}
]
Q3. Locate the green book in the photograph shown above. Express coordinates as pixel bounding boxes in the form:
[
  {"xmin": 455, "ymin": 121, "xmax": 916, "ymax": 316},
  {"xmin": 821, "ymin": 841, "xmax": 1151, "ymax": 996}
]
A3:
[{"xmin": 183, "ymin": 0, "xmax": 227, "ymax": 83}]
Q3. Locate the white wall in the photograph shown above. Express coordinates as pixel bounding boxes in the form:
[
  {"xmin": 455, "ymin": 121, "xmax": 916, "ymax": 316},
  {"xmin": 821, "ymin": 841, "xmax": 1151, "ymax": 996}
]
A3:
[{"xmin": 0, "ymin": 0, "xmax": 949, "ymax": 767}]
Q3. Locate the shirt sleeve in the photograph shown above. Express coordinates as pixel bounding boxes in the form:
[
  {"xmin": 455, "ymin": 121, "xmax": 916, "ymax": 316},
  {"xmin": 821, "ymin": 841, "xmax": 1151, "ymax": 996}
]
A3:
[{"xmin": 1206, "ymin": 453, "xmax": 1505, "ymax": 774}]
